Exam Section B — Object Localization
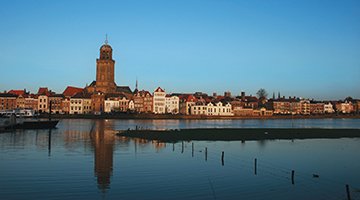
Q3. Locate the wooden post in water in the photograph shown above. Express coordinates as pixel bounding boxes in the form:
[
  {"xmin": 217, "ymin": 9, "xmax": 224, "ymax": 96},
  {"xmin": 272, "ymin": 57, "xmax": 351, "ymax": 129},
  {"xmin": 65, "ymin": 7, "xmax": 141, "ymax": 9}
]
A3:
[
  {"xmin": 49, "ymin": 100, "xmax": 52, "ymax": 121},
  {"xmin": 346, "ymin": 184, "xmax": 351, "ymax": 200},
  {"xmin": 205, "ymin": 147, "xmax": 207, "ymax": 161},
  {"xmin": 192, "ymin": 143, "xmax": 194, "ymax": 157},
  {"xmin": 221, "ymin": 151, "xmax": 224, "ymax": 166},
  {"xmin": 291, "ymin": 170, "xmax": 295, "ymax": 185},
  {"xmin": 173, "ymin": 142, "xmax": 175, "ymax": 151},
  {"xmin": 255, "ymin": 158, "xmax": 257, "ymax": 175},
  {"xmin": 181, "ymin": 141, "xmax": 184, "ymax": 153}
]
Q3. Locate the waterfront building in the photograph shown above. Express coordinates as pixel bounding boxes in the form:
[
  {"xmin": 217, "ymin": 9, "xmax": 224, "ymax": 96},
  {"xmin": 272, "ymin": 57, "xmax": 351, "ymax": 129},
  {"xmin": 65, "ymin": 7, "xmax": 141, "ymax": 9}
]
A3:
[
  {"xmin": 128, "ymin": 99, "xmax": 135, "ymax": 111},
  {"xmin": 49, "ymin": 94, "xmax": 64, "ymax": 114},
  {"xmin": 206, "ymin": 101, "xmax": 233, "ymax": 116},
  {"xmin": 300, "ymin": 99, "xmax": 310, "ymax": 115},
  {"xmin": 0, "ymin": 93, "xmax": 17, "ymax": 111},
  {"xmin": 91, "ymin": 91, "xmax": 105, "ymax": 115},
  {"xmin": 233, "ymin": 106, "xmax": 254, "ymax": 116},
  {"xmin": 118, "ymin": 96, "xmax": 130, "ymax": 112},
  {"xmin": 25, "ymin": 94, "xmax": 38, "ymax": 111},
  {"xmin": 180, "ymin": 94, "xmax": 199, "ymax": 115},
  {"xmin": 253, "ymin": 107, "xmax": 274, "ymax": 116},
  {"xmin": 324, "ymin": 102, "xmax": 334, "ymax": 113},
  {"xmin": 153, "ymin": 87, "xmax": 166, "ymax": 114},
  {"xmin": 190, "ymin": 101, "xmax": 207, "ymax": 115},
  {"xmin": 334, "ymin": 101, "xmax": 352, "ymax": 113},
  {"xmin": 70, "ymin": 93, "xmax": 85, "ymax": 114},
  {"xmin": 165, "ymin": 94, "xmax": 179, "ymax": 114},
  {"xmin": 16, "ymin": 94, "xmax": 25, "ymax": 109},
  {"xmin": 104, "ymin": 97, "xmax": 120, "ymax": 113},
  {"xmin": 38, "ymin": 94, "xmax": 48, "ymax": 113},
  {"xmin": 62, "ymin": 98, "xmax": 70, "ymax": 114},
  {"xmin": 83, "ymin": 97, "xmax": 92, "ymax": 114},
  {"xmin": 133, "ymin": 90, "xmax": 153, "ymax": 113}
]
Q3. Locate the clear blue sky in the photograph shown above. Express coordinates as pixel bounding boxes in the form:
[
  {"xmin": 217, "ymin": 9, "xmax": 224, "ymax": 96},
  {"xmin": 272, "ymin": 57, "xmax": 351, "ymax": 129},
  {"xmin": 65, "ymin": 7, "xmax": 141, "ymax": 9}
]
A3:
[{"xmin": 1, "ymin": 0, "xmax": 359, "ymax": 100}]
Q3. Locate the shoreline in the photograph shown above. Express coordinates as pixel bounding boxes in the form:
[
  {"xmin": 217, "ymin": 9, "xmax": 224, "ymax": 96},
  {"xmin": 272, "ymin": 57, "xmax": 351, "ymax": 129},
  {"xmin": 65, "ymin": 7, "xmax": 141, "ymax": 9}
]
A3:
[
  {"xmin": 41, "ymin": 113, "xmax": 360, "ymax": 120},
  {"xmin": 117, "ymin": 128, "xmax": 360, "ymax": 142}
]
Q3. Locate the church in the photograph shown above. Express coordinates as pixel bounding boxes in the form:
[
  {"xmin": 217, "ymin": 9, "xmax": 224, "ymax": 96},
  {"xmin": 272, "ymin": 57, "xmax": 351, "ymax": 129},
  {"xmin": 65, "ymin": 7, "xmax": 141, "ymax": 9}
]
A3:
[{"xmin": 85, "ymin": 37, "xmax": 136, "ymax": 95}]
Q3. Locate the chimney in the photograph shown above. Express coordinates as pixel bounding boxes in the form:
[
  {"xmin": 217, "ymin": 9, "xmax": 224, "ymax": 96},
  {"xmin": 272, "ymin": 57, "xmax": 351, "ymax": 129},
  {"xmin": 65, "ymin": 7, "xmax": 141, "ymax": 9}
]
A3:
[
  {"xmin": 213, "ymin": 93, "xmax": 217, "ymax": 97},
  {"xmin": 241, "ymin": 91, "xmax": 245, "ymax": 101},
  {"xmin": 289, "ymin": 96, "xmax": 291, "ymax": 99}
]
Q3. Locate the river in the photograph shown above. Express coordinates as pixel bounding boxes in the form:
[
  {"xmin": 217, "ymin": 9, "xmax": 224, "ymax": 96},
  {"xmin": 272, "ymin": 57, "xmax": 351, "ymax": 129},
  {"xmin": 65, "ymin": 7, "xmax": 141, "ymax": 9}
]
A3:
[{"xmin": 0, "ymin": 118, "xmax": 359, "ymax": 199}]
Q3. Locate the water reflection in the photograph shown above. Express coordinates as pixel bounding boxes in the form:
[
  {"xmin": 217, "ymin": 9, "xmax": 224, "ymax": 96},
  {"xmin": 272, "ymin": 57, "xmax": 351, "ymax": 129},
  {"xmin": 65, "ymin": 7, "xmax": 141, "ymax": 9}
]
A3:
[
  {"xmin": 91, "ymin": 120, "xmax": 115, "ymax": 196},
  {"xmin": 89, "ymin": 119, "xmax": 168, "ymax": 196}
]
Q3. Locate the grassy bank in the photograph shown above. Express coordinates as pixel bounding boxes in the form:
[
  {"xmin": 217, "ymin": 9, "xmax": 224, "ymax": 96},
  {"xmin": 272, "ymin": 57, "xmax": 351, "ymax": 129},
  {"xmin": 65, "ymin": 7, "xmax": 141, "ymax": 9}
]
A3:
[{"xmin": 117, "ymin": 128, "xmax": 360, "ymax": 142}]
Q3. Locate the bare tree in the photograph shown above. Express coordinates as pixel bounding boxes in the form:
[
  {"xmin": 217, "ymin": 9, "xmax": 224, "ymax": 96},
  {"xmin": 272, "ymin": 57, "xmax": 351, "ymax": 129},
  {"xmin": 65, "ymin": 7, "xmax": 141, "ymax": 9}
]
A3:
[
  {"xmin": 257, "ymin": 88, "xmax": 268, "ymax": 108},
  {"xmin": 256, "ymin": 88, "xmax": 268, "ymax": 99}
]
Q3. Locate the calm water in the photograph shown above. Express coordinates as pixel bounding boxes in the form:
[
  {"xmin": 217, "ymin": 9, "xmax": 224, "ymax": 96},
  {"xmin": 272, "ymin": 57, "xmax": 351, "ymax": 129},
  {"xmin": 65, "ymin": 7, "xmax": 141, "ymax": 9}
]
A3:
[{"xmin": 1, "ymin": 118, "xmax": 360, "ymax": 200}]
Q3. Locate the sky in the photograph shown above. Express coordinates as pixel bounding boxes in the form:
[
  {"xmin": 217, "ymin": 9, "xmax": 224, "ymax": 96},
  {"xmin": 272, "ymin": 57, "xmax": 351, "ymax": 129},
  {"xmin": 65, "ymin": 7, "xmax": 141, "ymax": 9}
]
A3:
[{"xmin": 0, "ymin": 0, "xmax": 359, "ymax": 100}]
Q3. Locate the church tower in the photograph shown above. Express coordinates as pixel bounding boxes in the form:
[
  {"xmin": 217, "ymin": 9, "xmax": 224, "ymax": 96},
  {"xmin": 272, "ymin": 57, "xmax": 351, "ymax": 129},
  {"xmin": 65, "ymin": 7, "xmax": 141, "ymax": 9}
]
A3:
[{"xmin": 95, "ymin": 36, "xmax": 117, "ymax": 93}]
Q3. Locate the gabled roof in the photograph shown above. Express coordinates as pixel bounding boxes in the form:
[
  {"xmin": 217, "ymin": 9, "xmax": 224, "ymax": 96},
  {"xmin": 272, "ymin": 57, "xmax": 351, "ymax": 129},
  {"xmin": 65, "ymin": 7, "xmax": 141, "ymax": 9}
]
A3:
[
  {"xmin": 154, "ymin": 87, "xmax": 165, "ymax": 93},
  {"xmin": 37, "ymin": 87, "xmax": 49, "ymax": 95},
  {"xmin": 62, "ymin": 86, "xmax": 84, "ymax": 97},
  {"xmin": 135, "ymin": 90, "xmax": 153, "ymax": 98}
]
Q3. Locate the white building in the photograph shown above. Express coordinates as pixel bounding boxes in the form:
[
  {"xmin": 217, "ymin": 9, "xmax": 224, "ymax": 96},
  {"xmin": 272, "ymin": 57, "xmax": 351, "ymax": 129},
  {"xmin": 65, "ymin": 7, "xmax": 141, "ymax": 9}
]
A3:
[
  {"xmin": 190, "ymin": 101, "xmax": 207, "ymax": 115},
  {"xmin": 190, "ymin": 101, "xmax": 233, "ymax": 116},
  {"xmin": 128, "ymin": 99, "xmax": 135, "ymax": 111},
  {"xmin": 104, "ymin": 97, "xmax": 120, "ymax": 113},
  {"xmin": 324, "ymin": 102, "xmax": 334, "ymax": 114},
  {"xmin": 300, "ymin": 100, "xmax": 310, "ymax": 115},
  {"xmin": 165, "ymin": 94, "xmax": 179, "ymax": 114},
  {"xmin": 69, "ymin": 98, "xmax": 84, "ymax": 114},
  {"xmin": 207, "ymin": 101, "xmax": 233, "ymax": 116},
  {"xmin": 153, "ymin": 87, "xmax": 166, "ymax": 114},
  {"xmin": 38, "ymin": 94, "xmax": 48, "ymax": 113}
]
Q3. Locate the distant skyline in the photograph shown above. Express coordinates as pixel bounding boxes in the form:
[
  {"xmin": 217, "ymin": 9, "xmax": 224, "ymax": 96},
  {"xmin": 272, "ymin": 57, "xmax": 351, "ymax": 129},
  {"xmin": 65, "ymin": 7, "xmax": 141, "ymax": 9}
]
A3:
[{"xmin": 1, "ymin": 0, "xmax": 359, "ymax": 100}]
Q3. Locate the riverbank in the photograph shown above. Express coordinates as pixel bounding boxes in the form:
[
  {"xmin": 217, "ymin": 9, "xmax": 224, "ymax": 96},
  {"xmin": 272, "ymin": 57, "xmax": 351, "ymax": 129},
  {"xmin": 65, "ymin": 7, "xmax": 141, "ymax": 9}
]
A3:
[
  {"xmin": 117, "ymin": 128, "xmax": 360, "ymax": 142},
  {"xmin": 41, "ymin": 113, "xmax": 360, "ymax": 120}
]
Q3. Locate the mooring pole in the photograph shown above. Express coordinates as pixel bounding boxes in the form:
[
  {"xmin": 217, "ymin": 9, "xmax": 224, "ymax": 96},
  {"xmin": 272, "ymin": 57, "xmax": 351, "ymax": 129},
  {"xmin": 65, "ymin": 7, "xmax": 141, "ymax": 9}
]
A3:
[
  {"xmin": 221, "ymin": 151, "xmax": 224, "ymax": 166},
  {"xmin": 192, "ymin": 143, "xmax": 194, "ymax": 157},
  {"xmin": 205, "ymin": 147, "xmax": 207, "ymax": 161},
  {"xmin": 49, "ymin": 100, "xmax": 52, "ymax": 121},
  {"xmin": 181, "ymin": 141, "xmax": 184, "ymax": 153},
  {"xmin": 255, "ymin": 158, "xmax": 257, "ymax": 175},
  {"xmin": 292, "ymin": 170, "xmax": 295, "ymax": 185},
  {"xmin": 346, "ymin": 184, "xmax": 351, "ymax": 200}
]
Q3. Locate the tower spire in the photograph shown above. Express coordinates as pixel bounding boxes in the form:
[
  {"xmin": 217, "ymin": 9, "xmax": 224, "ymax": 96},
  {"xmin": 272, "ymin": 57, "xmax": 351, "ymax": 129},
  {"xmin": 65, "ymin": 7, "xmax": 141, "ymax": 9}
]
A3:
[
  {"xmin": 136, "ymin": 77, "xmax": 138, "ymax": 90},
  {"xmin": 105, "ymin": 34, "xmax": 108, "ymax": 45}
]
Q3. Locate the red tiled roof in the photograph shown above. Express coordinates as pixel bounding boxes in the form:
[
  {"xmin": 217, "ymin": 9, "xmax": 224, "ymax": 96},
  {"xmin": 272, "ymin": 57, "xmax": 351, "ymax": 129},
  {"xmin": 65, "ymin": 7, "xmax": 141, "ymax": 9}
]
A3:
[
  {"xmin": 62, "ymin": 86, "xmax": 84, "ymax": 97},
  {"xmin": 37, "ymin": 87, "xmax": 48, "ymax": 95},
  {"xmin": 8, "ymin": 90, "xmax": 25, "ymax": 95}
]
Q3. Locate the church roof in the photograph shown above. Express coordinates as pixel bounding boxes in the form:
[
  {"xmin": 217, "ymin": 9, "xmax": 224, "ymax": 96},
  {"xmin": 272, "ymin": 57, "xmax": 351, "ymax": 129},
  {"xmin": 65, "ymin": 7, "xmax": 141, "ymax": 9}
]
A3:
[{"xmin": 116, "ymin": 86, "xmax": 133, "ymax": 94}]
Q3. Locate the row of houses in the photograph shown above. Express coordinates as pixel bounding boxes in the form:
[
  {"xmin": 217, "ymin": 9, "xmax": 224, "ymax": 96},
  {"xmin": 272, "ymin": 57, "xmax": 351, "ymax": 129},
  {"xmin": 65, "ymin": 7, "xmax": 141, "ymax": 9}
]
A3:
[{"xmin": 1, "ymin": 87, "xmax": 359, "ymax": 116}]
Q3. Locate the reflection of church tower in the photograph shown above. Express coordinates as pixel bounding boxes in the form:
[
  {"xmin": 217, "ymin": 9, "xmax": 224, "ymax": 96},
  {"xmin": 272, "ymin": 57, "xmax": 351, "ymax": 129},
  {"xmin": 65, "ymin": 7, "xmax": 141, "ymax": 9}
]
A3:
[
  {"xmin": 93, "ymin": 120, "xmax": 115, "ymax": 195},
  {"xmin": 95, "ymin": 36, "xmax": 117, "ymax": 93}
]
